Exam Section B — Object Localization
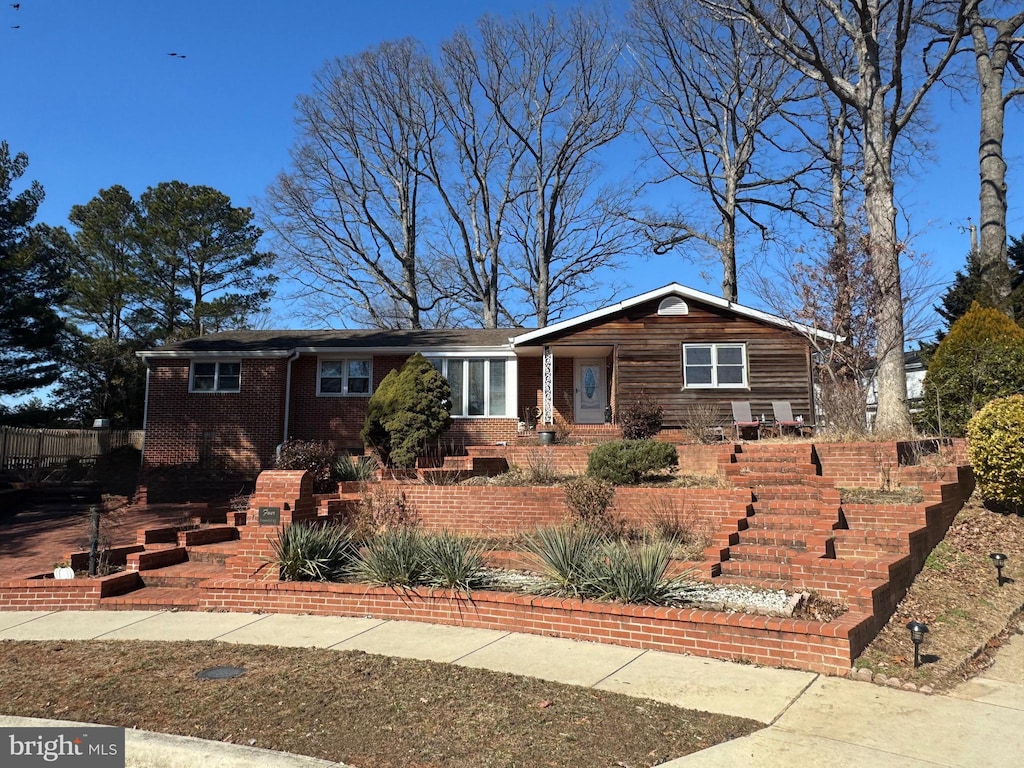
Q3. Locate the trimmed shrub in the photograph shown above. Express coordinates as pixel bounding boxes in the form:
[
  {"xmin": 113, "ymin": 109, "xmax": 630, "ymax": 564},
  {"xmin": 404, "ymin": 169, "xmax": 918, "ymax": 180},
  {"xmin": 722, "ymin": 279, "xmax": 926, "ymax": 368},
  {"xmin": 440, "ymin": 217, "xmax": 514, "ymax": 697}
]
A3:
[
  {"xmin": 276, "ymin": 440, "xmax": 336, "ymax": 492},
  {"xmin": 361, "ymin": 353, "xmax": 453, "ymax": 468},
  {"xmin": 618, "ymin": 389, "xmax": 664, "ymax": 440},
  {"xmin": 271, "ymin": 522, "xmax": 357, "ymax": 582},
  {"xmin": 966, "ymin": 394, "xmax": 1024, "ymax": 511},
  {"xmin": 920, "ymin": 303, "xmax": 1024, "ymax": 435},
  {"xmin": 587, "ymin": 439, "xmax": 678, "ymax": 485}
]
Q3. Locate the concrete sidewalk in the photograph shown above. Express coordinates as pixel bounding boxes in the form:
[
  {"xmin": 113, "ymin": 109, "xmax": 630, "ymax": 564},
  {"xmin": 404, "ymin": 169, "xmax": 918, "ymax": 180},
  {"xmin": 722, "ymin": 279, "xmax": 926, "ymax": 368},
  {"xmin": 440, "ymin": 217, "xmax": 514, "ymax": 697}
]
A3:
[{"xmin": 1, "ymin": 610, "xmax": 1021, "ymax": 767}]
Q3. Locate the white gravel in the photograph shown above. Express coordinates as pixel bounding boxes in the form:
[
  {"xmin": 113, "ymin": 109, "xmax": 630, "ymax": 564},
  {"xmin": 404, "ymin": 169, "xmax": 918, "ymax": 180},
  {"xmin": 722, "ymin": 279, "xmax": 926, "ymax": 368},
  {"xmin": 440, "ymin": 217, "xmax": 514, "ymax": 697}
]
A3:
[{"xmin": 476, "ymin": 568, "xmax": 802, "ymax": 616}]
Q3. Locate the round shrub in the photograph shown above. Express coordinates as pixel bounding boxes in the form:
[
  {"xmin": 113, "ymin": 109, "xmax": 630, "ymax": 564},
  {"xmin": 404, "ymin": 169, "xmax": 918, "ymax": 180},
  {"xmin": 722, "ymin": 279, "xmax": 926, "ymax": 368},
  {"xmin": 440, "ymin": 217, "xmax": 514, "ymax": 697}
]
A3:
[
  {"xmin": 920, "ymin": 303, "xmax": 1024, "ymax": 435},
  {"xmin": 587, "ymin": 439, "xmax": 678, "ymax": 485},
  {"xmin": 966, "ymin": 394, "xmax": 1024, "ymax": 510}
]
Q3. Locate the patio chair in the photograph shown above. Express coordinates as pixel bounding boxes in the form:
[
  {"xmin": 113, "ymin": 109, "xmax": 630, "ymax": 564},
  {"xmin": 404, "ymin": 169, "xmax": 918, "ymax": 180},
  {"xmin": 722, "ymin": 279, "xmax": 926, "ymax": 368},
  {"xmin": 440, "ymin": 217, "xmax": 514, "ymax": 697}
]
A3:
[
  {"xmin": 771, "ymin": 401, "xmax": 805, "ymax": 436},
  {"xmin": 731, "ymin": 401, "xmax": 761, "ymax": 440}
]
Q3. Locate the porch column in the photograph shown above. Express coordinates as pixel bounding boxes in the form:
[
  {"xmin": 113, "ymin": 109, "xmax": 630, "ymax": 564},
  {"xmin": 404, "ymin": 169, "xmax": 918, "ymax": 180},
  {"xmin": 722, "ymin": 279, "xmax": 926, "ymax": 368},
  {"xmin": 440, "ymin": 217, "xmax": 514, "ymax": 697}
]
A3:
[{"xmin": 542, "ymin": 345, "xmax": 554, "ymax": 425}]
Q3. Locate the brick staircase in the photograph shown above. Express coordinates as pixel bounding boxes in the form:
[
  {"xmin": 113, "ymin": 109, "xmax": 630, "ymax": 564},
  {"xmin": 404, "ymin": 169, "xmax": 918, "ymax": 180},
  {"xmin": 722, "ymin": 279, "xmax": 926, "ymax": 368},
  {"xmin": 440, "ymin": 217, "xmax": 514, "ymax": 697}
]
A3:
[
  {"xmin": 709, "ymin": 443, "xmax": 839, "ymax": 587},
  {"xmin": 99, "ymin": 510, "xmax": 243, "ymax": 610}
]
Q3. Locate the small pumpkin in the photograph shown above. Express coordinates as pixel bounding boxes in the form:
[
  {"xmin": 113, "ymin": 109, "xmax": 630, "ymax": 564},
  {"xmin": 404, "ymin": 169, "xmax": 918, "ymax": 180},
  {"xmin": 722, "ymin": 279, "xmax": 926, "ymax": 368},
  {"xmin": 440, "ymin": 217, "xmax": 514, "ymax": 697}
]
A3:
[{"xmin": 53, "ymin": 565, "xmax": 75, "ymax": 580}]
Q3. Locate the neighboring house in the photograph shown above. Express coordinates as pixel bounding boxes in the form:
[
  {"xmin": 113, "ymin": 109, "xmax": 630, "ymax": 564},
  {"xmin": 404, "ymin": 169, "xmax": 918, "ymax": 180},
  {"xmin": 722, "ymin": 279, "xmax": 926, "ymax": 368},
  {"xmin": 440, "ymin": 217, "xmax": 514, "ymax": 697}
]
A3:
[
  {"xmin": 864, "ymin": 350, "xmax": 927, "ymax": 425},
  {"xmin": 138, "ymin": 283, "xmax": 832, "ymax": 477}
]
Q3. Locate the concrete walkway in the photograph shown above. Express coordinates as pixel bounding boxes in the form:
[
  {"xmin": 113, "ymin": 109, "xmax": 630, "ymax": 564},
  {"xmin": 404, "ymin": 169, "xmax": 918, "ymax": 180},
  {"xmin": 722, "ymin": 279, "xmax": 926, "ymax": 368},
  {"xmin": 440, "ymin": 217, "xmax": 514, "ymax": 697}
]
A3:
[{"xmin": 0, "ymin": 610, "xmax": 1021, "ymax": 767}]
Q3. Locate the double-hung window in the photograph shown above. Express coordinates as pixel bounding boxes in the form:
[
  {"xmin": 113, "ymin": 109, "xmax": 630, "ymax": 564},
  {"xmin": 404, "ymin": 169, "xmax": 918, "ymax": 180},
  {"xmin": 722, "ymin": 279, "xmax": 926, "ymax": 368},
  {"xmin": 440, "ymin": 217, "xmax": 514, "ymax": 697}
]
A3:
[
  {"xmin": 190, "ymin": 361, "xmax": 241, "ymax": 392},
  {"xmin": 428, "ymin": 358, "xmax": 507, "ymax": 417},
  {"xmin": 682, "ymin": 343, "xmax": 747, "ymax": 388},
  {"xmin": 318, "ymin": 359, "xmax": 372, "ymax": 396}
]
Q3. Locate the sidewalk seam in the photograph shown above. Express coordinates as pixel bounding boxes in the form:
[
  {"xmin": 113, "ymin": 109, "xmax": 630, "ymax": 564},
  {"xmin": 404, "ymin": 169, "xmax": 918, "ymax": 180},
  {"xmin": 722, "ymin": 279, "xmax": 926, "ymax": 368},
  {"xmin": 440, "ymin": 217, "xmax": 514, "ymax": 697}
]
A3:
[
  {"xmin": 769, "ymin": 672, "xmax": 819, "ymax": 725},
  {"xmin": 589, "ymin": 649, "xmax": 650, "ymax": 689}
]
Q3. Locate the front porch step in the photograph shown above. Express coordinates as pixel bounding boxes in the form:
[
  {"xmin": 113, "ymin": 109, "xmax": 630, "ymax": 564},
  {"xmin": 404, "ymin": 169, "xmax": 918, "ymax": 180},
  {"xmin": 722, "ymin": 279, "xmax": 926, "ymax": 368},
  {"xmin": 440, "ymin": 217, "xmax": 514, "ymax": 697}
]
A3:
[
  {"xmin": 99, "ymin": 586, "xmax": 201, "ymax": 610},
  {"xmin": 140, "ymin": 561, "xmax": 225, "ymax": 588}
]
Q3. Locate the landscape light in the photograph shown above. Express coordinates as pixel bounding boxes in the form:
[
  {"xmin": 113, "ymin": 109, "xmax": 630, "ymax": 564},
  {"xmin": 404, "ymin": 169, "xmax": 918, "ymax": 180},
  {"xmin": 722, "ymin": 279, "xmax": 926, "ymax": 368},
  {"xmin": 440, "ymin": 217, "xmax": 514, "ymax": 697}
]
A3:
[
  {"xmin": 990, "ymin": 553, "xmax": 1008, "ymax": 587},
  {"xmin": 906, "ymin": 620, "xmax": 928, "ymax": 668}
]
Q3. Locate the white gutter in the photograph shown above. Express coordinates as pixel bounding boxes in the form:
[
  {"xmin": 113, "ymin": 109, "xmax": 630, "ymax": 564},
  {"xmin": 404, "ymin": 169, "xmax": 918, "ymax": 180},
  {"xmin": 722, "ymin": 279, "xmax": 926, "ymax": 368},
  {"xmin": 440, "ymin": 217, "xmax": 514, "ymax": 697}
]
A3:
[{"xmin": 281, "ymin": 349, "xmax": 300, "ymax": 448}]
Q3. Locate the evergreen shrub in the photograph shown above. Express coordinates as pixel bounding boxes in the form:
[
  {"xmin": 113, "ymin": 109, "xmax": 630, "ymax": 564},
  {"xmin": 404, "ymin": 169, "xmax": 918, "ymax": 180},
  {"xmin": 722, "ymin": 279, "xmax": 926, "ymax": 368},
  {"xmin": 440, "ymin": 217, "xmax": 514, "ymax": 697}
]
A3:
[
  {"xmin": 361, "ymin": 353, "xmax": 452, "ymax": 468},
  {"xmin": 966, "ymin": 394, "xmax": 1024, "ymax": 511},
  {"xmin": 920, "ymin": 303, "xmax": 1024, "ymax": 435},
  {"xmin": 587, "ymin": 439, "xmax": 678, "ymax": 485}
]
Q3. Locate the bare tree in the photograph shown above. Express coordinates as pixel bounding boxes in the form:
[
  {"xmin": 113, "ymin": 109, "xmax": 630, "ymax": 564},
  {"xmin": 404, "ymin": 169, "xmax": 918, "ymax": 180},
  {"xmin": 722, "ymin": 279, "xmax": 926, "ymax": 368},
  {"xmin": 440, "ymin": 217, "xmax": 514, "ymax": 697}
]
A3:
[
  {"xmin": 422, "ymin": 28, "xmax": 529, "ymax": 328},
  {"xmin": 265, "ymin": 39, "xmax": 450, "ymax": 329},
  {"xmin": 709, "ymin": 0, "xmax": 974, "ymax": 435},
  {"xmin": 629, "ymin": 0, "xmax": 817, "ymax": 303},
  {"xmin": 964, "ymin": 2, "xmax": 1024, "ymax": 314},
  {"xmin": 473, "ymin": 9, "xmax": 638, "ymax": 326}
]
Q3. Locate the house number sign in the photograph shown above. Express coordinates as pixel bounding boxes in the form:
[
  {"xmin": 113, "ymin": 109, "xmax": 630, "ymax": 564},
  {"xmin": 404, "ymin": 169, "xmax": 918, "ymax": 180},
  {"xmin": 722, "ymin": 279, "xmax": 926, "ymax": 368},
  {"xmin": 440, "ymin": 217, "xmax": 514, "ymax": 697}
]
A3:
[{"xmin": 258, "ymin": 506, "xmax": 281, "ymax": 526}]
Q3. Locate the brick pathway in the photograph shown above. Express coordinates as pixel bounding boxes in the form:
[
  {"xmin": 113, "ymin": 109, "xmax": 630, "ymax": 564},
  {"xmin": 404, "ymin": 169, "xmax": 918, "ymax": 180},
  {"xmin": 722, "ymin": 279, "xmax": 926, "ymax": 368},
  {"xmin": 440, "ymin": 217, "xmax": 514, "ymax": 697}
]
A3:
[{"xmin": 0, "ymin": 501, "xmax": 200, "ymax": 579}]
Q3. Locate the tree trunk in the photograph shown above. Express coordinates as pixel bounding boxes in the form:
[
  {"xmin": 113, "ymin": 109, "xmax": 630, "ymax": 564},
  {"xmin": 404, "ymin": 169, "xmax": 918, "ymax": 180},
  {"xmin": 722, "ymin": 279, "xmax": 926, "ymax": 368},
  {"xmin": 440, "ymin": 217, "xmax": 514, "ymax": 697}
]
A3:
[
  {"xmin": 971, "ymin": 12, "xmax": 1013, "ymax": 315},
  {"xmin": 862, "ymin": 98, "xmax": 910, "ymax": 435},
  {"xmin": 721, "ymin": 211, "xmax": 738, "ymax": 303}
]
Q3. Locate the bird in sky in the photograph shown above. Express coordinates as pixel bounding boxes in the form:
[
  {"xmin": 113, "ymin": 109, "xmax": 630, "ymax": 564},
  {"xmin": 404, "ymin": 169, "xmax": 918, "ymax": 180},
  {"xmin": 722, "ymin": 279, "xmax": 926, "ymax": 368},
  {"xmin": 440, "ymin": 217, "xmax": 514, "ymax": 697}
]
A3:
[
  {"xmin": 10, "ymin": 24, "xmax": 19, "ymax": 28},
  {"xmin": 11, "ymin": 4, "xmax": 20, "ymax": 10},
  {"xmin": 167, "ymin": 52, "xmax": 186, "ymax": 59}
]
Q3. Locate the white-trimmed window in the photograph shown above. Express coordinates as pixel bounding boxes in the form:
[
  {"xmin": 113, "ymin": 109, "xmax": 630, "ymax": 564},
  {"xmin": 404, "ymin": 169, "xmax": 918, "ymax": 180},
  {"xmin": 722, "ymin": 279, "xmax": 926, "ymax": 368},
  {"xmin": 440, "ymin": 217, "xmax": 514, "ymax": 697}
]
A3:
[
  {"xmin": 427, "ymin": 358, "xmax": 507, "ymax": 417},
  {"xmin": 318, "ymin": 358, "xmax": 372, "ymax": 396},
  {"xmin": 682, "ymin": 343, "xmax": 747, "ymax": 388},
  {"xmin": 190, "ymin": 361, "xmax": 241, "ymax": 393}
]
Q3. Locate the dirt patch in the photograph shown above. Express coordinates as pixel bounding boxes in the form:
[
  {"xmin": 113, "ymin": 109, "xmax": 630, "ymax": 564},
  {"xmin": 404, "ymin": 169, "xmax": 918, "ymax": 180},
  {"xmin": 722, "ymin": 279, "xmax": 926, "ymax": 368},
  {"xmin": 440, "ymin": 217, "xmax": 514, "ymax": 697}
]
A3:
[
  {"xmin": 0, "ymin": 640, "xmax": 760, "ymax": 768},
  {"xmin": 854, "ymin": 493, "xmax": 1024, "ymax": 689}
]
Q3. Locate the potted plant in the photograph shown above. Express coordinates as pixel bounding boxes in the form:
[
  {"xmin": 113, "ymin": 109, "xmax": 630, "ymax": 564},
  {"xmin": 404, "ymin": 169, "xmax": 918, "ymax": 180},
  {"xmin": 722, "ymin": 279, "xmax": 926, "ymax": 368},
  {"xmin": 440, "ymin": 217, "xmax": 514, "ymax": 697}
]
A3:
[
  {"xmin": 537, "ymin": 425, "xmax": 557, "ymax": 446},
  {"xmin": 53, "ymin": 561, "xmax": 75, "ymax": 580}
]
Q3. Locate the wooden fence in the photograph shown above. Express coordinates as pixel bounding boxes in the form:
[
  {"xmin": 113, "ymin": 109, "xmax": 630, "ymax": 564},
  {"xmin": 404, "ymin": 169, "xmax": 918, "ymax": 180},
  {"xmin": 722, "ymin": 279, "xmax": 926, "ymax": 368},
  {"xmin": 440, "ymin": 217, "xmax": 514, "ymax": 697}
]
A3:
[{"xmin": 0, "ymin": 427, "xmax": 144, "ymax": 470}]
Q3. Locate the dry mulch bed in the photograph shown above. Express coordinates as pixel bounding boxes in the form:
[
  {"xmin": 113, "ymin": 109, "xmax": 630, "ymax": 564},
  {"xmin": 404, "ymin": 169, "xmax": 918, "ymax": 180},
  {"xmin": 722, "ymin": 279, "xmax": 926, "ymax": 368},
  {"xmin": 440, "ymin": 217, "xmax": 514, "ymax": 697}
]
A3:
[
  {"xmin": 853, "ymin": 493, "xmax": 1024, "ymax": 690},
  {"xmin": 0, "ymin": 640, "xmax": 761, "ymax": 768}
]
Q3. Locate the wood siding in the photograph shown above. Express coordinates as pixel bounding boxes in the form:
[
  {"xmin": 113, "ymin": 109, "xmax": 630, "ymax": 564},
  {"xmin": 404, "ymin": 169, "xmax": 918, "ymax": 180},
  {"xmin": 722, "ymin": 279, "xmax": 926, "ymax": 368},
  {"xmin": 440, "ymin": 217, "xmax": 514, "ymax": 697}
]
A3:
[{"xmin": 536, "ymin": 297, "xmax": 815, "ymax": 428}]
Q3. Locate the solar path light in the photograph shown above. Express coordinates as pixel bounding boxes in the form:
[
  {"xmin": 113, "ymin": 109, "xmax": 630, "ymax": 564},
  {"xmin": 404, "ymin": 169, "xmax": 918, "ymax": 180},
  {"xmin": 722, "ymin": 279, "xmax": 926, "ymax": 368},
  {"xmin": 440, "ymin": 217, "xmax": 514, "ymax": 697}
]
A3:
[{"xmin": 906, "ymin": 621, "xmax": 929, "ymax": 668}]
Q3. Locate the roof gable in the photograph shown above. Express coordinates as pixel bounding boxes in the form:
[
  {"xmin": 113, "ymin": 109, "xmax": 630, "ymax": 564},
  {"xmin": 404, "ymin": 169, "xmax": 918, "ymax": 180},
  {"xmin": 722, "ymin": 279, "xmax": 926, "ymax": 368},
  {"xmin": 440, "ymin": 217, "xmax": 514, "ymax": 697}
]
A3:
[{"xmin": 511, "ymin": 283, "xmax": 839, "ymax": 345}]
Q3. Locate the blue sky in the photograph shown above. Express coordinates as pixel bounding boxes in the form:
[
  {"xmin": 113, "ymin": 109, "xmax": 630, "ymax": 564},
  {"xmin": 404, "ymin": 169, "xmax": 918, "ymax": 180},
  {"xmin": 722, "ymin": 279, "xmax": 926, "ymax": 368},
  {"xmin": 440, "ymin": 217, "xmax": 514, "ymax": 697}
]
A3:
[{"xmin": 3, "ymin": 0, "xmax": 1021, "ymax": 340}]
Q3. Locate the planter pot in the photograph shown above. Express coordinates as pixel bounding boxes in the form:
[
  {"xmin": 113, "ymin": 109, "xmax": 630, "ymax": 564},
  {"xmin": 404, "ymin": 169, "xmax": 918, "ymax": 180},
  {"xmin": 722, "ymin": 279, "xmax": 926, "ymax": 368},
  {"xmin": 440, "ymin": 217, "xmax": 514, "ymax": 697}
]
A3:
[
  {"xmin": 53, "ymin": 566, "xmax": 75, "ymax": 580},
  {"xmin": 537, "ymin": 429, "xmax": 556, "ymax": 446}
]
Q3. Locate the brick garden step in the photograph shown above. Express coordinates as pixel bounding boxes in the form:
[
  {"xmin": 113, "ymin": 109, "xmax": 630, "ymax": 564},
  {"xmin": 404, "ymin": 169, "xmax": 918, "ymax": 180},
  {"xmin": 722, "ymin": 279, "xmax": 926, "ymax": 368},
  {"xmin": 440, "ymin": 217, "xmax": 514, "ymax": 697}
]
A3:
[
  {"xmin": 178, "ymin": 524, "xmax": 239, "ymax": 547},
  {"xmin": 100, "ymin": 586, "xmax": 201, "ymax": 609},
  {"xmin": 140, "ymin": 561, "xmax": 226, "ymax": 588},
  {"xmin": 718, "ymin": 558, "xmax": 792, "ymax": 581},
  {"xmin": 725, "ymin": 544, "xmax": 806, "ymax": 563},
  {"xmin": 185, "ymin": 540, "xmax": 243, "ymax": 565}
]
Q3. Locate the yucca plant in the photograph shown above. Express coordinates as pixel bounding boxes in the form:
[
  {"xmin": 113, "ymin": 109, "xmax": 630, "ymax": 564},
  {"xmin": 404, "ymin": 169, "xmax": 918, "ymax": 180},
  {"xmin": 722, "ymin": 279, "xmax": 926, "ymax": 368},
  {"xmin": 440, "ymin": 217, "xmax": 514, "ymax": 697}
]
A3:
[
  {"xmin": 421, "ymin": 530, "xmax": 485, "ymax": 591},
  {"xmin": 585, "ymin": 539, "xmax": 687, "ymax": 605},
  {"xmin": 270, "ymin": 522, "xmax": 357, "ymax": 582},
  {"xmin": 521, "ymin": 525, "xmax": 606, "ymax": 597},
  {"xmin": 352, "ymin": 528, "xmax": 428, "ymax": 586}
]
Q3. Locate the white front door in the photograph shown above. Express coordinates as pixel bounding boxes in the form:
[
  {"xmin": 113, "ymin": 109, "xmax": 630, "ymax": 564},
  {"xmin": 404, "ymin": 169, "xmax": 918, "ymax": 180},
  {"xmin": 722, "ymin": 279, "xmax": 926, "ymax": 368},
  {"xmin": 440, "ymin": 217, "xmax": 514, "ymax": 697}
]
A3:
[{"xmin": 574, "ymin": 359, "xmax": 607, "ymax": 424}]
